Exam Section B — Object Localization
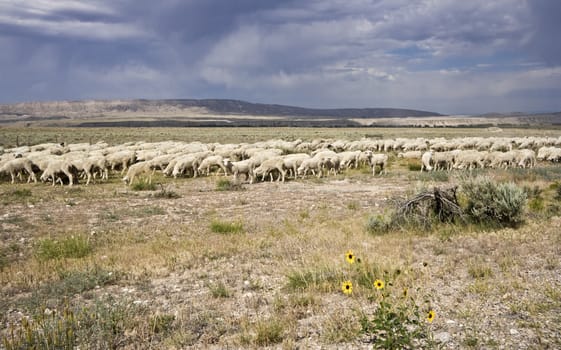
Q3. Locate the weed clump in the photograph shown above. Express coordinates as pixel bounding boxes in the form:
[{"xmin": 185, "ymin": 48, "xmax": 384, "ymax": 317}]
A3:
[
  {"xmin": 153, "ymin": 188, "xmax": 180, "ymax": 199},
  {"xmin": 210, "ymin": 219, "xmax": 243, "ymax": 234},
  {"xmin": 35, "ymin": 235, "xmax": 93, "ymax": 261},
  {"xmin": 216, "ymin": 179, "xmax": 244, "ymax": 191},
  {"xmin": 130, "ymin": 180, "xmax": 156, "ymax": 191}
]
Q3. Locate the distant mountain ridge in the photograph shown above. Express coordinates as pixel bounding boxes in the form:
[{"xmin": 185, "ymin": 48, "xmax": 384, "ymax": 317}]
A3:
[{"xmin": 0, "ymin": 98, "xmax": 442, "ymax": 118}]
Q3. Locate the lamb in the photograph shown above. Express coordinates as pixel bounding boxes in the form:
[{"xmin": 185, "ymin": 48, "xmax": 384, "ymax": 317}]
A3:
[
  {"xmin": 223, "ymin": 158, "xmax": 256, "ymax": 183},
  {"xmin": 421, "ymin": 151, "xmax": 433, "ymax": 172},
  {"xmin": 0, "ymin": 158, "xmax": 37, "ymax": 184},
  {"xmin": 369, "ymin": 153, "xmax": 388, "ymax": 175},
  {"xmin": 123, "ymin": 161, "xmax": 153, "ymax": 185},
  {"xmin": 252, "ymin": 157, "xmax": 287, "ymax": 183}
]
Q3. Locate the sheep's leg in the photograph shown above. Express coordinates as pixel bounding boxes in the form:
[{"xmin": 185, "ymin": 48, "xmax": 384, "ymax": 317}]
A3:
[{"xmin": 10, "ymin": 171, "xmax": 16, "ymax": 184}]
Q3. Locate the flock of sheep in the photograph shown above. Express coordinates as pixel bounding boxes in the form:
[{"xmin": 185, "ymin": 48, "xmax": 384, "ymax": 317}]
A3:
[{"xmin": 1, "ymin": 135, "xmax": 561, "ymax": 187}]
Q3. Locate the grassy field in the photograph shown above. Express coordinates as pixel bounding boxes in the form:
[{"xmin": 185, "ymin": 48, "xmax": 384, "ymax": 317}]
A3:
[
  {"xmin": 1, "ymin": 127, "xmax": 561, "ymax": 349},
  {"xmin": 2, "ymin": 126, "xmax": 561, "ymax": 148}
]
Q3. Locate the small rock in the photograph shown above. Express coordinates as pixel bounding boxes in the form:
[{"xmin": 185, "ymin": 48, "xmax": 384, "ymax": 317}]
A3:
[
  {"xmin": 435, "ymin": 332, "xmax": 451, "ymax": 344},
  {"xmin": 446, "ymin": 319, "xmax": 456, "ymax": 324},
  {"xmin": 44, "ymin": 308, "xmax": 54, "ymax": 316},
  {"xmin": 510, "ymin": 328, "xmax": 519, "ymax": 335},
  {"xmin": 243, "ymin": 280, "xmax": 251, "ymax": 289}
]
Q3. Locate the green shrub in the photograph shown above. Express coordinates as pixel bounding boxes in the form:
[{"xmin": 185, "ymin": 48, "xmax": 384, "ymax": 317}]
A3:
[
  {"xmin": 209, "ymin": 220, "xmax": 243, "ymax": 234},
  {"xmin": 462, "ymin": 178, "xmax": 526, "ymax": 227},
  {"xmin": 35, "ymin": 236, "xmax": 93, "ymax": 260},
  {"xmin": 408, "ymin": 162, "xmax": 422, "ymax": 171},
  {"xmin": 528, "ymin": 197, "xmax": 545, "ymax": 212}
]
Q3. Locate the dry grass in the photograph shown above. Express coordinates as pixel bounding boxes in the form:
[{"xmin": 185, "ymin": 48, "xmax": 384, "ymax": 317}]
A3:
[{"xmin": 1, "ymin": 127, "xmax": 561, "ymax": 348}]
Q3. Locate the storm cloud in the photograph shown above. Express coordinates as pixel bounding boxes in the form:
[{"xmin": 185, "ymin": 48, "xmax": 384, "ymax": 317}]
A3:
[{"xmin": 0, "ymin": 0, "xmax": 560, "ymax": 114}]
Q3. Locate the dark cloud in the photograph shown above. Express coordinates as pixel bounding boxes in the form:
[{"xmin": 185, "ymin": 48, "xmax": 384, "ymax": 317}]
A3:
[
  {"xmin": 527, "ymin": 0, "xmax": 561, "ymax": 65},
  {"xmin": 0, "ymin": 0, "xmax": 560, "ymax": 113}
]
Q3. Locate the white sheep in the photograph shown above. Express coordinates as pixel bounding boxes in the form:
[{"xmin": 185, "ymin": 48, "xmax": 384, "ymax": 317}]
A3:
[
  {"xmin": 453, "ymin": 151, "xmax": 485, "ymax": 170},
  {"xmin": 282, "ymin": 153, "xmax": 310, "ymax": 178},
  {"xmin": 0, "ymin": 158, "xmax": 37, "ymax": 184},
  {"xmin": 223, "ymin": 158, "xmax": 255, "ymax": 183},
  {"xmin": 296, "ymin": 157, "xmax": 322, "ymax": 178},
  {"xmin": 397, "ymin": 151, "xmax": 422, "ymax": 160},
  {"xmin": 40, "ymin": 159, "xmax": 76, "ymax": 186},
  {"xmin": 123, "ymin": 161, "xmax": 153, "ymax": 185},
  {"xmin": 421, "ymin": 151, "xmax": 433, "ymax": 172},
  {"xmin": 431, "ymin": 151, "xmax": 456, "ymax": 171},
  {"xmin": 172, "ymin": 154, "xmax": 204, "ymax": 178},
  {"xmin": 338, "ymin": 151, "xmax": 362, "ymax": 169},
  {"xmin": 253, "ymin": 157, "xmax": 287, "ymax": 182},
  {"xmin": 106, "ymin": 150, "xmax": 137, "ymax": 174},
  {"xmin": 515, "ymin": 149, "xmax": 536, "ymax": 168},
  {"xmin": 369, "ymin": 153, "xmax": 388, "ymax": 175},
  {"xmin": 197, "ymin": 155, "xmax": 229, "ymax": 176}
]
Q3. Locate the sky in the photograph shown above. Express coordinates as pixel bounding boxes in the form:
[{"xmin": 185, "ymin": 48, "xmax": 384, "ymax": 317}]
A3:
[{"xmin": 0, "ymin": 0, "xmax": 560, "ymax": 114}]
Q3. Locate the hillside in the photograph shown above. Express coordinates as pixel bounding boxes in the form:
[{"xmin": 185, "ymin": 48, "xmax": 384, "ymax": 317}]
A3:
[{"xmin": 0, "ymin": 99, "xmax": 560, "ymax": 127}]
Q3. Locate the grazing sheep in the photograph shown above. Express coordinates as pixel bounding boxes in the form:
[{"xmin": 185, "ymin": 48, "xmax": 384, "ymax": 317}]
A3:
[
  {"xmin": 515, "ymin": 149, "xmax": 536, "ymax": 168},
  {"xmin": 171, "ymin": 153, "xmax": 206, "ymax": 178},
  {"xmin": 537, "ymin": 146, "xmax": 556, "ymax": 161},
  {"xmin": 398, "ymin": 151, "xmax": 422, "ymax": 160},
  {"xmin": 0, "ymin": 158, "xmax": 37, "ymax": 184},
  {"xmin": 106, "ymin": 150, "xmax": 137, "ymax": 174},
  {"xmin": 338, "ymin": 151, "xmax": 363, "ymax": 169},
  {"xmin": 223, "ymin": 158, "xmax": 256, "ymax": 183},
  {"xmin": 432, "ymin": 151, "xmax": 456, "ymax": 171},
  {"xmin": 453, "ymin": 151, "xmax": 486, "ymax": 170},
  {"xmin": 123, "ymin": 161, "xmax": 153, "ymax": 185},
  {"xmin": 297, "ymin": 157, "xmax": 322, "ymax": 178},
  {"xmin": 197, "ymin": 155, "xmax": 229, "ymax": 176},
  {"xmin": 40, "ymin": 159, "xmax": 77, "ymax": 186},
  {"xmin": 546, "ymin": 148, "xmax": 561, "ymax": 162},
  {"xmin": 282, "ymin": 153, "xmax": 310, "ymax": 178},
  {"xmin": 253, "ymin": 157, "xmax": 287, "ymax": 182},
  {"xmin": 369, "ymin": 153, "xmax": 388, "ymax": 175},
  {"xmin": 488, "ymin": 151, "xmax": 516, "ymax": 169},
  {"xmin": 421, "ymin": 151, "xmax": 433, "ymax": 172}
]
